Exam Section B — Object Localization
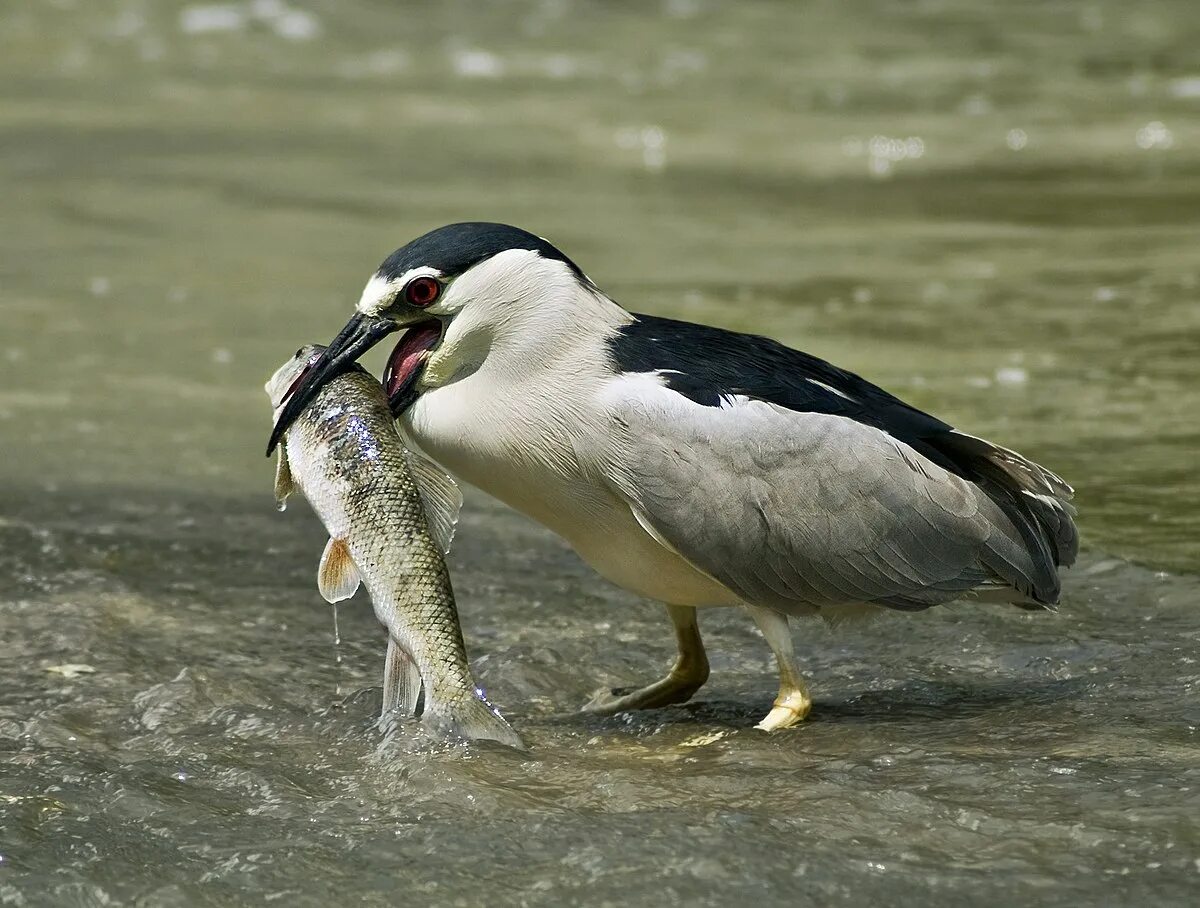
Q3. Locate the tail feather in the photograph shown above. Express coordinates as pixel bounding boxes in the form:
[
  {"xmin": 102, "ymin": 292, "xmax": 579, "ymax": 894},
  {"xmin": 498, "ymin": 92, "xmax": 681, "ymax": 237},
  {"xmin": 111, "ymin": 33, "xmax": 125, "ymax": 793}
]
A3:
[
  {"xmin": 945, "ymin": 432, "xmax": 1075, "ymax": 500},
  {"xmin": 934, "ymin": 432, "xmax": 1079, "ymax": 607}
]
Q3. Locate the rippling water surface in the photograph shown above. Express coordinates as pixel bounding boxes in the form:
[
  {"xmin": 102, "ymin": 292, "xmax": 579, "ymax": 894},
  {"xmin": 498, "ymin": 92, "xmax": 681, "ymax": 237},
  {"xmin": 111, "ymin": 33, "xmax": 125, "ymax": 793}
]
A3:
[{"xmin": 2, "ymin": 1, "xmax": 1198, "ymax": 904}]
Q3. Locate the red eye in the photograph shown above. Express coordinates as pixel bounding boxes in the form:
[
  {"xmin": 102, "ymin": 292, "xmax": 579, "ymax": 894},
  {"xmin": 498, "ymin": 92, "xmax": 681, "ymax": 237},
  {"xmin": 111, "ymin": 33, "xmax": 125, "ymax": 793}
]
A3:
[{"xmin": 405, "ymin": 276, "xmax": 441, "ymax": 308}]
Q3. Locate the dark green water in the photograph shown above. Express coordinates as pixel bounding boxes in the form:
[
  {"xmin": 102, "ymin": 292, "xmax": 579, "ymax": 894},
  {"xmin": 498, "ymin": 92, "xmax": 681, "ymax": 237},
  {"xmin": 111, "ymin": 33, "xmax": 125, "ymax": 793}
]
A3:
[{"xmin": 2, "ymin": 1, "xmax": 1198, "ymax": 904}]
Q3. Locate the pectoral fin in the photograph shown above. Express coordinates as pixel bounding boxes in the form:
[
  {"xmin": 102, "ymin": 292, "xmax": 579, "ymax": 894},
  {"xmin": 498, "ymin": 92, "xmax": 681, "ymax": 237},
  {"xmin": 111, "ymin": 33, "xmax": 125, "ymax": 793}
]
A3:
[
  {"xmin": 273, "ymin": 442, "xmax": 295, "ymax": 504},
  {"xmin": 404, "ymin": 450, "xmax": 463, "ymax": 555},
  {"xmin": 317, "ymin": 537, "xmax": 361, "ymax": 603}
]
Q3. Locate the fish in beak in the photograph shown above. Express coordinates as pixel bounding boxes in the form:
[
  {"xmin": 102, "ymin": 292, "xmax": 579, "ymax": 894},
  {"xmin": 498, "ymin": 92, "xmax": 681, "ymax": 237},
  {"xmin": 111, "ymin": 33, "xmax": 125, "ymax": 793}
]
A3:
[
  {"xmin": 266, "ymin": 314, "xmax": 398, "ymax": 455},
  {"xmin": 266, "ymin": 313, "xmax": 445, "ymax": 456}
]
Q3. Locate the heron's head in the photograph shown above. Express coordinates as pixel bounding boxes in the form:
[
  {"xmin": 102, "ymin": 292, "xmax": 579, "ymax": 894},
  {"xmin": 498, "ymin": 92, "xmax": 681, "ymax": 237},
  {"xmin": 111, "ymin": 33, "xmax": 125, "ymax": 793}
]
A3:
[{"xmin": 267, "ymin": 222, "xmax": 593, "ymax": 455}]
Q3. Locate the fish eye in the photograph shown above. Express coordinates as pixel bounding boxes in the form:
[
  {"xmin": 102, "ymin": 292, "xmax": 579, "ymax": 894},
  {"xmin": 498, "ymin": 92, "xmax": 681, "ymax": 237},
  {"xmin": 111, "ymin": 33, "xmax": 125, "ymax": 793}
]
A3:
[{"xmin": 405, "ymin": 276, "xmax": 441, "ymax": 308}]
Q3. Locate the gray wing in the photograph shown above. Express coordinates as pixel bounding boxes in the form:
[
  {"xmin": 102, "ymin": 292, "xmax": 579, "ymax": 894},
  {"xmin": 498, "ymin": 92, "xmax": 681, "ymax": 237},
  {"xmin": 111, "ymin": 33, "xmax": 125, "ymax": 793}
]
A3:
[{"xmin": 602, "ymin": 386, "xmax": 1055, "ymax": 616}]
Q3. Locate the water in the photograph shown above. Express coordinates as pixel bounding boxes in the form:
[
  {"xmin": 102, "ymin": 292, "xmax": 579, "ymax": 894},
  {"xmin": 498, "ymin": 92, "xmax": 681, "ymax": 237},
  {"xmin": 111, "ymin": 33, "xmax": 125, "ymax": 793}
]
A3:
[{"xmin": 2, "ymin": 1, "xmax": 1198, "ymax": 903}]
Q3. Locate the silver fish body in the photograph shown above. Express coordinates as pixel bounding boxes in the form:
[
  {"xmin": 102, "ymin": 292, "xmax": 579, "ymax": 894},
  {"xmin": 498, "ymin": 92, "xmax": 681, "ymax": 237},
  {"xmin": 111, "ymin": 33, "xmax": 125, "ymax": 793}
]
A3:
[{"xmin": 266, "ymin": 346, "xmax": 522, "ymax": 748}]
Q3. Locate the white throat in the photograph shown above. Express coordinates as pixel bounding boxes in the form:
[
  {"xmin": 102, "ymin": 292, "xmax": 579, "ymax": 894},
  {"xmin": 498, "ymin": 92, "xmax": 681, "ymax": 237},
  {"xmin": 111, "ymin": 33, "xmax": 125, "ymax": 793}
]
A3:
[
  {"xmin": 400, "ymin": 250, "xmax": 630, "ymax": 529},
  {"xmin": 421, "ymin": 249, "xmax": 629, "ymax": 392}
]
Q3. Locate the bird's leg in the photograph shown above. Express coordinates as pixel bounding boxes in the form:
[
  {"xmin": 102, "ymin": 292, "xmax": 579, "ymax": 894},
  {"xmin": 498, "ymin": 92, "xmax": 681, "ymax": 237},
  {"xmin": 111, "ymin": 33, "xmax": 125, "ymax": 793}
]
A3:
[
  {"xmin": 583, "ymin": 605, "xmax": 710, "ymax": 714},
  {"xmin": 746, "ymin": 605, "xmax": 811, "ymax": 731}
]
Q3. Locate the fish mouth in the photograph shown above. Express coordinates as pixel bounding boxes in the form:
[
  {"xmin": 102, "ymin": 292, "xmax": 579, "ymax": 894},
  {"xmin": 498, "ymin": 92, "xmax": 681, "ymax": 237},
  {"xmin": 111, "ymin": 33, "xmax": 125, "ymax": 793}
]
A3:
[
  {"xmin": 265, "ymin": 345, "xmax": 324, "ymax": 412},
  {"xmin": 277, "ymin": 346, "xmax": 325, "ymax": 411},
  {"xmin": 267, "ymin": 313, "xmax": 399, "ymax": 455},
  {"xmin": 383, "ymin": 320, "xmax": 442, "ymax": 416}
]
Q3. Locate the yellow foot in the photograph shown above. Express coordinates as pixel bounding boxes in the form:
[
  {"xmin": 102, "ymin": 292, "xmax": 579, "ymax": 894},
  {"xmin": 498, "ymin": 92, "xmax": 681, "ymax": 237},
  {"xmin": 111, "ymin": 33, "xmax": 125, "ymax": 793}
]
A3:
[
  {"xmin": 754, "ymin": 688, "xmax": 812, "ymax": 731},
  {"xmin": 581, "ymin": 671, "xmax": 706, "ymax": 716}
]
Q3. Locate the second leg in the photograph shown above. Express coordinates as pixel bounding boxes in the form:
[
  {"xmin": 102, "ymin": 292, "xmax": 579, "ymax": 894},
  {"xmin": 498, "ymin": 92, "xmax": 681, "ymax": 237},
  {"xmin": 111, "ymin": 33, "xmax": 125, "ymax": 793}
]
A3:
[
  {"xmin": 746, "ymin": 605, "xmax": 811, "ymax": 731},
  {"xmin": 583, "ymin": 604, "xmax": 710, "ymax": 714}
]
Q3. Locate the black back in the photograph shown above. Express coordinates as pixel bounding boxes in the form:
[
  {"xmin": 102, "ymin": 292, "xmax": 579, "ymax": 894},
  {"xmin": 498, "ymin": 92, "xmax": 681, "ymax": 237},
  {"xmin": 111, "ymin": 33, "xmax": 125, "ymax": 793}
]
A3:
[{"xmin": 608, "ymin": 314, "xmax": 974, "ymax": 477}]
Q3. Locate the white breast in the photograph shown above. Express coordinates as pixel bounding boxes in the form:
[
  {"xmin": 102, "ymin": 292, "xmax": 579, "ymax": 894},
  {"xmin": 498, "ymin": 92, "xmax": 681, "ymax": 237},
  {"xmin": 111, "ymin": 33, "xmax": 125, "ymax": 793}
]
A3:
[{"xmin": 400, "ymin": 346, "xmax": 737, "ymax": 607}]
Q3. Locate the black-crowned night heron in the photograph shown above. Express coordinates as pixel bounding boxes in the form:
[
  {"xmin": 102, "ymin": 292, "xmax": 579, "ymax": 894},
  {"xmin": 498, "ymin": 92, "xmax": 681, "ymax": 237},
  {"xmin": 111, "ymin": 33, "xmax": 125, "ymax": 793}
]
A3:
[{"xmin": 268, "ymin": 222, "xmax": 1078, "ymax": 730}]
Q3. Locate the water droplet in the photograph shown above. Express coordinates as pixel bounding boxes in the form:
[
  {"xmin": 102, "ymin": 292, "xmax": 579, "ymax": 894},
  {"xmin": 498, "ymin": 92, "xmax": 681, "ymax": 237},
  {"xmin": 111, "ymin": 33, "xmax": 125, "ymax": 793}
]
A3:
[
  {"xmin": 960, "ymin": 93, "xmax": 992, "ymax": 116},
  {"xmin": 1170, "ymin": 77, "xmax": 1200, "ymax": 99},
  {"xmin": 331, "ymin": 604, "xmax": 343, "ymax": 695},
  {"xmin": 179, "ymin": 4, "xmax": 246, "ymax": 35},
  {"xmin": 450, "ymin": 47, "xmax": 504, "ymax": 79},
  {"xmin": 276, "ymin": 500, "xmax": 287, "ymax": 512},
  {"xmin": 1136, "ymin": 121, "xmax": 1173, "ymax": 150},
  {"xmin": 995, "ymin": 366, "xmax": 1028, "ymax": 386}
]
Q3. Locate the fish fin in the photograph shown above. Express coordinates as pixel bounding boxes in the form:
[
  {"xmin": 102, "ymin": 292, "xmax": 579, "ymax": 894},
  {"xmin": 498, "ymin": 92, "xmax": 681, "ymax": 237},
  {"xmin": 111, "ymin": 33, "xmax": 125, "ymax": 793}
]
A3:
[
  {"xmin": 381, "ymin": 637, "xmax": 423, "ymax": 717},
  {"xmin": 317, "ymin": 537, "xmax": 361, "ymax": 603},
  {"xmin": 425, "ymin": 691, "xmax": 525, "ymax": 750},
  {"xmin": 273, "ymin": 442, "xmax": 295, "ymax": 503},
  {"xmin": 404, "ymin": 450, "xmax": 463, "ymax": 555}
]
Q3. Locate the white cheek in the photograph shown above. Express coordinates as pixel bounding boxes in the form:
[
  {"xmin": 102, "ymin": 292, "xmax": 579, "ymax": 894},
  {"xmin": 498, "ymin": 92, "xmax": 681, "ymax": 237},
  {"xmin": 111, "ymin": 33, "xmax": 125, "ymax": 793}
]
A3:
[{"xmin": 357, "ymin": 274, "xmax": 398, "ymax": 315}]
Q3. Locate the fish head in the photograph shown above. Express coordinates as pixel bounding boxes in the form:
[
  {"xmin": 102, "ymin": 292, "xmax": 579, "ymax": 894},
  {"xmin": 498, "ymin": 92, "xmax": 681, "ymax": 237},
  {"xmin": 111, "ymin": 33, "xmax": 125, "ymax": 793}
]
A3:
[
  {"xmin": 266, "ymin": 344, "xmax": 327, "ymax": 414},
  {"xmin": 265, "ymin": 344, "xmax": 326, "ymax": 506}
]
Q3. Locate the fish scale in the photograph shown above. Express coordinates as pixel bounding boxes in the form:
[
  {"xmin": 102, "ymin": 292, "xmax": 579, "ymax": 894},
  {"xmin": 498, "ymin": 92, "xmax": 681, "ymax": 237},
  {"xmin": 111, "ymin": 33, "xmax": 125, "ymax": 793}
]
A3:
[{"xmin": 266, "ymin": 346, "xmax": 522, "ymax": 748}]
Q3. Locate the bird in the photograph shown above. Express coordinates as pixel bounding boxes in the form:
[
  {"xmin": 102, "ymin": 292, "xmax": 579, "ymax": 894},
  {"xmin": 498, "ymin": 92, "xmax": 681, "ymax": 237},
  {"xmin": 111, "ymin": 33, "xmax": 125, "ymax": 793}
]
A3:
[{"xmin": 268, "ymin": 222, "xmax": 1078, "ymax": 731}]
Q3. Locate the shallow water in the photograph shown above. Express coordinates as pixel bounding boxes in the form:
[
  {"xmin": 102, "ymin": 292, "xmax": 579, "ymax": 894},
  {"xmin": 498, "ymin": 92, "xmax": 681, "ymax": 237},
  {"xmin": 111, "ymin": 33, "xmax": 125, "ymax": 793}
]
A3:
[{"xmin": 2, "ymin": 1, "xmax": 1199, "ymax": 904}]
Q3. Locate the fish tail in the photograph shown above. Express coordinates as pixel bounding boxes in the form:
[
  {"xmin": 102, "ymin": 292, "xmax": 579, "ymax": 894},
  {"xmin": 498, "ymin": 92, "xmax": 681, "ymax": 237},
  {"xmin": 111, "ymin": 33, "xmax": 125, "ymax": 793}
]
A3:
[{"xmin": 425, "ymin": 690, "xmax": 524, "ymax": 750}]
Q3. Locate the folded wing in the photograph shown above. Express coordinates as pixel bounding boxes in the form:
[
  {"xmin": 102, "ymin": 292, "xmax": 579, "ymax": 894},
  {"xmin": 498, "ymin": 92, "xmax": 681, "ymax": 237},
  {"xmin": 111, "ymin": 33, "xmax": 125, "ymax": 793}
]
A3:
[{"xmin": 602, "ymin": 380, "xmax": 1071, "ymax": 616}]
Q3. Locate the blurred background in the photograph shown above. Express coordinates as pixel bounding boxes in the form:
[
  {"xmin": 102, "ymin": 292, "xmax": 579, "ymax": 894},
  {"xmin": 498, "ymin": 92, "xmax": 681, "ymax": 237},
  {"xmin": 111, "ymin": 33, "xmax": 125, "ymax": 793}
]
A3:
[{"xmin": 2, "ymin": 2, "xmax": 1198, "ymax": 905}]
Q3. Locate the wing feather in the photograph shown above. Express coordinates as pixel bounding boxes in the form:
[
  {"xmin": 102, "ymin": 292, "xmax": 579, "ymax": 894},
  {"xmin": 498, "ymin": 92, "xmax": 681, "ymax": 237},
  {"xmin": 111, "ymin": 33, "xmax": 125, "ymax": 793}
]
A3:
[{"xmin": 600, "ymin": 382, "xmax": 1055, "ymax": 616}]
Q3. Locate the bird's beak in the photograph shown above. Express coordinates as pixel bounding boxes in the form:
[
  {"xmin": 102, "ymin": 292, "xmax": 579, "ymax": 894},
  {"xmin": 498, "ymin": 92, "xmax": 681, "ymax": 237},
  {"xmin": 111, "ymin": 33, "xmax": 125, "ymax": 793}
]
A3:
[{"xmin": 266, "ymin": 313, "xmax": 398, "ymax": 455}]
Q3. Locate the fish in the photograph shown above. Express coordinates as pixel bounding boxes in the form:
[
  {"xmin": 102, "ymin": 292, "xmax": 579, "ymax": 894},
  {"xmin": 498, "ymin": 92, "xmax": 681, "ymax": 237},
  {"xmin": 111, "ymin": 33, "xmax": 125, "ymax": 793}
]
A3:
[{"xmin": 265, "ymin": 345, "xmax": 523, "ymax": 748}]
